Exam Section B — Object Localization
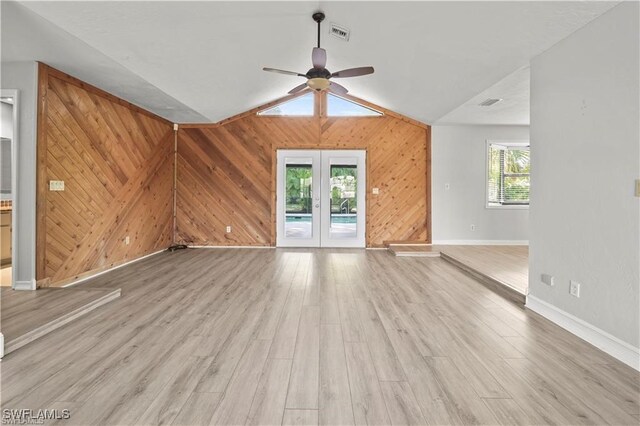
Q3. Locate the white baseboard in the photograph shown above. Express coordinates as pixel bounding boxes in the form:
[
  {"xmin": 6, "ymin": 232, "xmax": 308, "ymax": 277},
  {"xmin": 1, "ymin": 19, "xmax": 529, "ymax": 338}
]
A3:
[
  {"xmin": 14, "ymin": 279, "xmax": 36, "ymax": 291},
  {"xmin": 63, "ymin": 249, "xmax": 165, "ymax": 288},
  {"xmin": 432, "ymin": 240, "xmax": 529, "ymax": 246},
  {"xmin": 526, "ymin": 295, "xmax": 640, "ymax": 371}
]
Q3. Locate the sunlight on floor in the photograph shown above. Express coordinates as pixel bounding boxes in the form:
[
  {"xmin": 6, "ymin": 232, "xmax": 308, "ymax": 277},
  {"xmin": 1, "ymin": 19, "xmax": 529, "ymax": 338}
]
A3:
[{"xmin": 1, "ymin": 265, "xmax": 12, "ymax": 286}]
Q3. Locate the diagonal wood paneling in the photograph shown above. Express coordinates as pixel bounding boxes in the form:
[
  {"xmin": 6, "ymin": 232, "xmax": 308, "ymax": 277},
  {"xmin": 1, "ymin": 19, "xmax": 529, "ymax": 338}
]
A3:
[
  {"xmin": 176, "ymin": 92, "xmax": 430, "ymax": 247},
  {"xmin": 37, "ymin": 64, "xmax": 174, "ymax": 287}
]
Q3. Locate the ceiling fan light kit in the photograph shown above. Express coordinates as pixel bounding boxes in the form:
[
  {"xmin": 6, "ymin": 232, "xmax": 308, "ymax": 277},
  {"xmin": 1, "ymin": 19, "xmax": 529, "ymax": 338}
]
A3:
[
  {"xmin": 263, "ymin": 11, "xmax": 374, "ymax": 96},
  {"xmin": 308, "ymin": 78, "xmax": 331, "ymax": 91}
]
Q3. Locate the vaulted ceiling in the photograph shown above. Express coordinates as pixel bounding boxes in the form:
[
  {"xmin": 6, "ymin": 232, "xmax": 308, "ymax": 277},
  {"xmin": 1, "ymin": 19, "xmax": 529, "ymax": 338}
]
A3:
[{"xmin": 2, "ymin": 1, "xmax": 619, "ymax": 124}]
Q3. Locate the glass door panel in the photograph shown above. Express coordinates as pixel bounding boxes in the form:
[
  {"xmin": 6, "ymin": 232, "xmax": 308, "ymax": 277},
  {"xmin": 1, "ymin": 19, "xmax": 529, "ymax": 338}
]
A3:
[
  {"xmin": 321, "ymin": 151, "xmax": 366, "ymax": 248},
  {"xmin": 329, "ymin": 165, "xmax": 358, "ymax": 239},
  {"xmin": 277, "ymin": 151, "xmax": 320, "ymax": 247},
  {"xmin": 285, "ymin": 163, "xmax": 313, "ymax": 238}
]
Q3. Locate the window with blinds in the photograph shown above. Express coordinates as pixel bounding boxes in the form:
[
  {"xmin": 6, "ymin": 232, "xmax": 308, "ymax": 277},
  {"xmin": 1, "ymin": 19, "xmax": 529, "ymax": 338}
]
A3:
[{"xmin": 487, "ymin": 142, "xmax": 530, "ymax": 207}]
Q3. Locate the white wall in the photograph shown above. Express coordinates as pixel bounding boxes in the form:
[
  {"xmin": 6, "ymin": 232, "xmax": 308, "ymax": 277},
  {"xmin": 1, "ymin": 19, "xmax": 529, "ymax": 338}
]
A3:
[
  {"xmin": 432, "ymin": 125, "xmax": 529, "ymax": 243},
  {"xmin": 529, "ymin": 2, "xmax": 639, "ymax": 361},
  {"xmin": 0, "ymin": 62, "xmax": 37, "ymax": 289}
]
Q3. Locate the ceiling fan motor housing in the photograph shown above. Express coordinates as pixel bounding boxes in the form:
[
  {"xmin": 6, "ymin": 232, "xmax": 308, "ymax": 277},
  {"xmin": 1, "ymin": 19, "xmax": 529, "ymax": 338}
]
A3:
[
  {"xmin": 307, "ymin": 68, "xmax": 331, "ymax": 79},
  {"xmin": 312, "ymin": 12, "xmax": 325, "ymax": 23}
]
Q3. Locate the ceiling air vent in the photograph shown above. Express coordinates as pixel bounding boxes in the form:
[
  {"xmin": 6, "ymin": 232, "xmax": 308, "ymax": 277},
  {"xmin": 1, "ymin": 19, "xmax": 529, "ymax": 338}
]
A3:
[
  {"xmin": 478, "ymin": 98, "xmax": 503, "ymax": 107},
  {"xmin": 330, "ymin": 23, "xmax": 350, "ymax": 41}
]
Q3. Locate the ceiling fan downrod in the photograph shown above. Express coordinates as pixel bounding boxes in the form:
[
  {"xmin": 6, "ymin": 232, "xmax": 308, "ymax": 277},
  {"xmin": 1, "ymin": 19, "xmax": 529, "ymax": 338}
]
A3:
[{"xmin": 313, "ymin": 12, "xmax": 325, "ymax": 48}]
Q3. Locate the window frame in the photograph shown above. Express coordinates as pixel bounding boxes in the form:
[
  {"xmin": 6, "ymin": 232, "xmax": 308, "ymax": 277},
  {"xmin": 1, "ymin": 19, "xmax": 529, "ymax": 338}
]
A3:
[
  {"xmin": 485, "ymin": 140, "xmax": 530, "ymax": 210},
  {"xmin": 257, "ymin": 92, "xmax": 315, "ymax": 117},
  {"xmin": 326, "ymin": 93, "xmax": 384, "ymax": 118}
]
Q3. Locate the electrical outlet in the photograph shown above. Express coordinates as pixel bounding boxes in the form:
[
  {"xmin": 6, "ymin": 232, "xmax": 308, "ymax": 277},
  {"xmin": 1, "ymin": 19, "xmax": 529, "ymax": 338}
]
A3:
[
  {"xmin": 226, "ymin": 225, "xmax": 232, "ymax": 233},
  {"xmin": 125, "ymin": 236, "xmax": 130, "ymax": 245},
  {"xmin": 445, "ymin": 183, "xmax": 450, "ymax": 190},
  {"xmin": 470, "ymin": 224, "xmax": 476, "ymax": 231},
  {"xmin": 541, "ymin": 273, "xmax": 555, "ymax": 286},
  {"xmin": 570, "ymin": 280, "xmax": 581, "ymax": 298},
  {"xmin": 49, "ymin": 180, "xmax": 65, "ymax": 191},
  {"xmin": 372, "ymin": 187, "xmax": 379, "ymax": 195}
]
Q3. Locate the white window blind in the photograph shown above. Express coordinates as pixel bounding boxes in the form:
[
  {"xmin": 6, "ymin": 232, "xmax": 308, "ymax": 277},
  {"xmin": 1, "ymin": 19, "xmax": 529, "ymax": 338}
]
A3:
[{"xmin": 487, "ymin": 142, "xmax": 530, "ymax": 206}]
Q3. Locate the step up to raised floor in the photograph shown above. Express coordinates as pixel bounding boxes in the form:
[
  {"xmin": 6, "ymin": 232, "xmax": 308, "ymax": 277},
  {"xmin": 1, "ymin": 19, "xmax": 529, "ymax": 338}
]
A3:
[
  {"xmin": 2, "ymin": 287, "xmax": 121, "ymax": 356},
  {"xmin": 386, "ymin": 243, "xmax": 441, "ymax": 257}
]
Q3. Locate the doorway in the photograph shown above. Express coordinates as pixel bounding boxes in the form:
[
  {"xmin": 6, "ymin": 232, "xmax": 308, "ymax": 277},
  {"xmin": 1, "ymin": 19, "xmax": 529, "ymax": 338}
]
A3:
[
  {"xmin": 276, "ymin": 149, "xmax": 366, "ymax": 248},
  {"xmin": 0, "ymin": 90, "xmax": 17, "ymax": 288}
]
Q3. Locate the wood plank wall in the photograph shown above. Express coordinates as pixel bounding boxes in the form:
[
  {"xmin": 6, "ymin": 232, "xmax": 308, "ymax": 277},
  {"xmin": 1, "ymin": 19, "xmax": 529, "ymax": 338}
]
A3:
[
  {"xmin": 176, "ymin": 91, "xmax": 431, "ymax": 247},
  {"xmin": 36, "ymin": 64, "xmax": 175, "ymax": 287}
]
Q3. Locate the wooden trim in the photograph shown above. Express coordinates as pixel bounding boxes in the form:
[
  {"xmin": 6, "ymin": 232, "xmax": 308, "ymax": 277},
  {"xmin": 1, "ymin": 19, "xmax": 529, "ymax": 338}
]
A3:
[
  {"xmin": 39, "ymin": 63, "xmax": 173, "ymax": 125},
  {"xmin": 383, "ymin": 240, "xmax": 431, "ymax": 247},
  {"xmin": 55, "ymin": 251, "xmax": 164, "ymax": 288},
  {"xmin": 215, "ymin": 90, "xmax": 315, "ymax": 127},
  {"xmin": 178, "ymin": 90, "xmax": 430, "ymax": 130},
  {"xmin": 36, "ymin": 277, "xmax": 51, "ymax": 288},
  {"xmin": 425, "ymin": 126, "xmax": 432, "ymax": 243},
  {"xmin": 172, "ymin": 126, "xmax": 178, "ymax": 244},
  {"xmin": 334, "ymin": 93, "xmax": 429, "ymax": 130},
  {"xmin": 36, "ymin": 63, "xmax": 49, "ymax": 284}
]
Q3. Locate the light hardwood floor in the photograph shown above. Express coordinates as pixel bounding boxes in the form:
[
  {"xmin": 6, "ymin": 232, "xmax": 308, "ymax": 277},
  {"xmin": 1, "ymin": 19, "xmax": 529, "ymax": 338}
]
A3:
[
  {"xmin": 1, "ymin": 248, "xmax": 637, "ymax": 425},
  {"xmin": 389, "ymin": 244, "xmax": 529, "ymax": 296},
  {"xmin": 1, "ymin": 286, "xmax": 121, "ymax": 354},
  {"xmin": 436, "ymin": 245, "xmax": 529, "ymax": 295}
]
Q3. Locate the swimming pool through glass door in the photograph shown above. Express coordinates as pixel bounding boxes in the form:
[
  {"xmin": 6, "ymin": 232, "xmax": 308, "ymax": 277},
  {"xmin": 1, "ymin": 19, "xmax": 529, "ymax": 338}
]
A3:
[{"xmin": 276, "ymin": 150, "xmax": 366, "ymax": 248}]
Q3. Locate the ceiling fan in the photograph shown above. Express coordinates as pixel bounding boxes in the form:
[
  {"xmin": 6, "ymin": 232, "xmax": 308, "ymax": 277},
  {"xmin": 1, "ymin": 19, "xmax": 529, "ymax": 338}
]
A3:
[{"xmin": 263, "ymin": 12, "xmax": 374, "ymax": 95}]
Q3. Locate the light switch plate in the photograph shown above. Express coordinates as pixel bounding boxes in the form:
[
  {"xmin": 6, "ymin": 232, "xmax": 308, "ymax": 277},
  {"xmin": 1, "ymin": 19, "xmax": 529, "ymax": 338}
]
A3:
[
  {"xmin": 570, "ymin": 280, "xmax": 581, "ymax": 298},
  {"xmin": 541, "ymin": 273, "xmax": 554, "ymax": 286},
  {"xmin": 372, "ymin": 187, "xmax": 379, "ymax": 195},
  {"xmin": 49, "ymin": 180, "xmax": 65, "ymax": 191}
]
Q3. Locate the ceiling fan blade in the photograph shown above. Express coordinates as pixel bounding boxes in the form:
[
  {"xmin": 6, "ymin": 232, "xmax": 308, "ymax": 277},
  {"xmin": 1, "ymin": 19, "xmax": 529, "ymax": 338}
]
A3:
[
  {"xmin": 329, "ymin": 82, "xmax": 349, "ymax": 95},
  {"xmin": 312, "ymin": 47, "xmax": 327, "ymax": 69},
  {"xmin": 288, "ymin": 82, "xmax": 309, "ymax": 94},
  {"xmin": 331, "ymin": 66, "xmax": 374, "ymax": 78},
  {"xmin": 263, "ymin": 67, "xmax": 307, "ymax": 77}
]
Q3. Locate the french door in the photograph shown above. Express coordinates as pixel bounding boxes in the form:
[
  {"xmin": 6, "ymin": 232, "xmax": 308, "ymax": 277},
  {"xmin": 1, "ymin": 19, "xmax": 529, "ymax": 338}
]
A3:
[{"xmin": 276, "ymin": 149, "xmax": 366, "ymax": 248}]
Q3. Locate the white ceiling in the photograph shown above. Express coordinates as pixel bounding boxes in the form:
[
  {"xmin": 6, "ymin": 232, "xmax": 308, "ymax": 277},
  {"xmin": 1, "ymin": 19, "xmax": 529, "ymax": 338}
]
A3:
[
  {"xmin": 436, "ymin": 66, "xmax": 530, "ymax": 125},
  {"xmin": 3, "ymin": 1, "xmax": 620, "ymax": 124}
]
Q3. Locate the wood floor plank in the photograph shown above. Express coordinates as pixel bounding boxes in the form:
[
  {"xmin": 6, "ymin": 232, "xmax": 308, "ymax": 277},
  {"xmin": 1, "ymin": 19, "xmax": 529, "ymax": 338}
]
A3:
[
  {"xmin": 209, "ymin": 338, "xmax": 272, "ymax": 425},
  {"xmin": 268, "ymin": 283, "xmax": 306, "ymax": 359},
  {"xmin": 344, "ymin": 342, "xmax": 391, "ymax": 425},
  {"xmin": 172, "ymin": 392, "xmax": 222, "ymax": 426},
  {"xmin": 319, "ymin": 324, "xmax": 355, "ymax": 426},
  {"xmin": 384, "ymin": 327, "xmax": 457, "ymax": 425},
  {"xmin": 283, "ymin": 409, "xmax": 319, "ymax": 426},
  {"xmin": 379, "ymin": 381, "xmax": 427, "ymax": 426},
  {"xmin": 423, "ymin": 356, "xmax": 498, "ymax": 425},
  {"xmin": 137, "ymin": 356, "xmax": 211, "ymax": 425},
  {"xmin": 482, "ymin": 398, "xmax": 537, "ymax": 426},
  {"xmin": 246, "ymin": 358, "xmax": 292, "ymax": 426},
  {"xmin": 353, "ymin": 297, "xmax": 406, "ymax": 382},
  {"xmin": 506, "ymin": 357, "xmax": 636, "ymax": 425},
  {"xmin": 286, "ymin": 306, "xmax": 320, "ymax": 409}
]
